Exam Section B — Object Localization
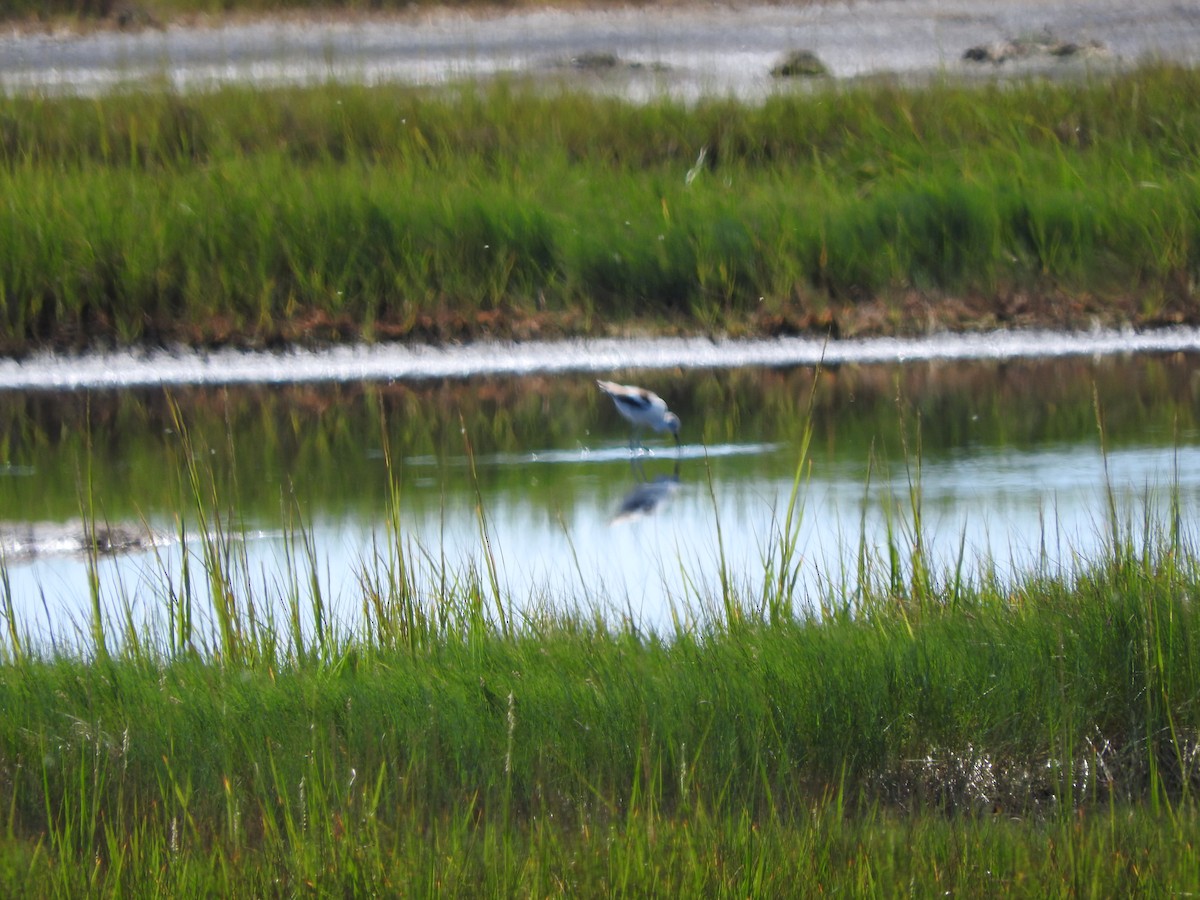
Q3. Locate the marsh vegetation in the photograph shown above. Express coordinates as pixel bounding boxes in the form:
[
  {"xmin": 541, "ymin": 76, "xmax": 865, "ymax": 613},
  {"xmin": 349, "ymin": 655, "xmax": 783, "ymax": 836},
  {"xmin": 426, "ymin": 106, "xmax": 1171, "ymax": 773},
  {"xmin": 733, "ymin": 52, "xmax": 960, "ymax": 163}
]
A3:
[{"xmin": 1, "ymin": 65, "xmax": 1199, "ymax": 352}]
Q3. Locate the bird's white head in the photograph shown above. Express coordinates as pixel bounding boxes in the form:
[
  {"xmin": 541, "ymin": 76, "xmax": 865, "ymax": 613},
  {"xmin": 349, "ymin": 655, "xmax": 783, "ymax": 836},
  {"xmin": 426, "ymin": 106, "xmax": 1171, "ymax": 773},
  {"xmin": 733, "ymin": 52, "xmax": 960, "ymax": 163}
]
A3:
[{"xmin": 663, "ymin": 411, "xmax": 681, "ymax": 438}]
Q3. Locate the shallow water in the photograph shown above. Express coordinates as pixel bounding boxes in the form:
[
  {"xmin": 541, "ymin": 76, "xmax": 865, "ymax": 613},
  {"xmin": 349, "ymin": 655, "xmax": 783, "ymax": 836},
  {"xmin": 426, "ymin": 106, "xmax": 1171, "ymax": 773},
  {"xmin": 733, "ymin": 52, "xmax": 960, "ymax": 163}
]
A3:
[
  {"xmin": 2, "ymin": 0, "xmax": 1198, "ymax": 99},
  {"xmin": 2, "ymin": 341, "xmax": 1199, "ymax": 643}
]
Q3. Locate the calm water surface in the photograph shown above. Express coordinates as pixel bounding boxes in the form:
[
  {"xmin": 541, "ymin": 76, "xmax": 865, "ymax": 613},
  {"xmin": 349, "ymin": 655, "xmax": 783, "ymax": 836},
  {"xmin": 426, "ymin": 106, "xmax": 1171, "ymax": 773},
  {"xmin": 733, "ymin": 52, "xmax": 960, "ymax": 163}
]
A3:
[
  {"xmin": 4, "ymin": 0, "xmax": 1198, "ymax": 99},
  {"xmin": 3, "ymin": 351, "xmax": 1199, "ymax": 641}
]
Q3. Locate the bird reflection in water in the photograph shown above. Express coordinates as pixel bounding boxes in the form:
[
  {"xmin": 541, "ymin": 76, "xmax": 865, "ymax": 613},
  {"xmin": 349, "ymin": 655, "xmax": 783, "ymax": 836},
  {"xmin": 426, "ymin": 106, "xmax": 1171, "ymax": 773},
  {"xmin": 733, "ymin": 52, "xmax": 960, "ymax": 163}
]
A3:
[{"xmin": 610, "ymin": 456, "xmax": 681, "ymax": 525}]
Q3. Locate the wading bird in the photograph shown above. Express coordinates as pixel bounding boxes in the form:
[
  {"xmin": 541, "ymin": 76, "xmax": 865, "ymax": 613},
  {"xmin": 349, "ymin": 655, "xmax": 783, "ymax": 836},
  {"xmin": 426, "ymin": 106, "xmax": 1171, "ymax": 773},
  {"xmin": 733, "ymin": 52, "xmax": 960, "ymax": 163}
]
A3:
[{"xmin": 596, "ymin": 380, "xmax": 681, "ymax": 450}]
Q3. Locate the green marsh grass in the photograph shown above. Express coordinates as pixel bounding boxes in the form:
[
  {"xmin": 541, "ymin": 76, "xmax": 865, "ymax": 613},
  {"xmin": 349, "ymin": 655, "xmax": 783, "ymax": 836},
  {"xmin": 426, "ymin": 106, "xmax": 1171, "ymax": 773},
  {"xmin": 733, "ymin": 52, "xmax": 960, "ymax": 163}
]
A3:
[
  {"xmin": 2, "ymin": 0, "xmax": 487, "ymax": 25},
  {"xmin": 2, "ymin": 67, "xmax": 1200, "ymax": 351},
  {"xmin": 5, "ymin": 406, "xmax": 1200, "ymax": 893}
]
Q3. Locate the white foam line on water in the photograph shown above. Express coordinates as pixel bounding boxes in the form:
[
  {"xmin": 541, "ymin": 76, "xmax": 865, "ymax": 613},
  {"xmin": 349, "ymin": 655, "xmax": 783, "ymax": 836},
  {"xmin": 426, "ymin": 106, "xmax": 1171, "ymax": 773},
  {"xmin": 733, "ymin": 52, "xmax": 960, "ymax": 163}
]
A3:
[
  {"xmin": 402, "ymin": 441, "xmax": 782, "ymax": 467},
  {"xmin": 0, "ymin": 327, "xmax": 1196, "ymax": 391}
]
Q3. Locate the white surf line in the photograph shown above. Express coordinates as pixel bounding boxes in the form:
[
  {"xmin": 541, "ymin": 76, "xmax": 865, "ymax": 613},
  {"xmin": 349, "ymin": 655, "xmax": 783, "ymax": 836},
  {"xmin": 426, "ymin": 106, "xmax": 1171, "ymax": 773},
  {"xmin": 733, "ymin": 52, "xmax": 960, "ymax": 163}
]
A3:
[{"xmin": 0, "ymin": 327, "xmax": 1196, "ymax": 391}]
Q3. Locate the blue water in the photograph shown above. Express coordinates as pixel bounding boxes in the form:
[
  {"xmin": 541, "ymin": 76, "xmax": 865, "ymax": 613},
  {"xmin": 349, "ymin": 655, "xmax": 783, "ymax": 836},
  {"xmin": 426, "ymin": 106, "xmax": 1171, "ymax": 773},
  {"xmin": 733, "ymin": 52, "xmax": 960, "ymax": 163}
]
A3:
[
  {"xmin": 6, "ymin": 434, "xmax": 1198, "ymax": 643},
  {"xmin": 3, "ymin": 330, "xmax": 1199, "ymax": 645}
]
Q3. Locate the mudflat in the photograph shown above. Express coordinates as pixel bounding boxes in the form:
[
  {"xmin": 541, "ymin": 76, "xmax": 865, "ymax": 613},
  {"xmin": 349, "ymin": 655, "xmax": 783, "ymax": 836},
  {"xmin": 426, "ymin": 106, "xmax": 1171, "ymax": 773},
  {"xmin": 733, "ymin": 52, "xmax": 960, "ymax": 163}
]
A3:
[{"xmin": 2, "ymin": 0, "xmax": 1198, "ymax": 97}]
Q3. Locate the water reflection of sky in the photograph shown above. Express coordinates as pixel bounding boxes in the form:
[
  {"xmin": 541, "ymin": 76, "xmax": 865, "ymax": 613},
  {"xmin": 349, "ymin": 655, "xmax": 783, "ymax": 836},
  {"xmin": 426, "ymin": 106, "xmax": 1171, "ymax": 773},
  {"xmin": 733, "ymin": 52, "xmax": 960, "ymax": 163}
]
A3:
[
  {"xmin": 8, "ymin": 437, "xmax": 1200, "ymax": 644},
  {"xmin": 6, "ymin": 338, "xmax": 1200, "ymax": 645}
]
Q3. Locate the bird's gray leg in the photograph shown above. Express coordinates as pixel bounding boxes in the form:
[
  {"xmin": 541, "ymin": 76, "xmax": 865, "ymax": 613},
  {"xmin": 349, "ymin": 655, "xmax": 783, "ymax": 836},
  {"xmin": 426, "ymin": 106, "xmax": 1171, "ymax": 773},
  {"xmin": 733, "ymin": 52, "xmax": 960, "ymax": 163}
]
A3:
[{"xmin": 630, "ymin": 454, "xmax": 646, "ymax": 481}]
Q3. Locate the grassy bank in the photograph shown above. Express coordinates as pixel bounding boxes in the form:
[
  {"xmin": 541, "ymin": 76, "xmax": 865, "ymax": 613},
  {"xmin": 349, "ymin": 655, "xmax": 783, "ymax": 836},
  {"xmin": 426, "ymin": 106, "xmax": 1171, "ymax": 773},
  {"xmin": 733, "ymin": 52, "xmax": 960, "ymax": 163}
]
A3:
[
  {"xmin": 3, "ymin": 0, "xmax": 487, "ymax": 29},
  {"xmin": 2, "ymin": 66, "xmax": 1200, "ymax": 352},
  {"xmin": 2, "ymin": 471, "xmax": 1200, "ymax": 893}
]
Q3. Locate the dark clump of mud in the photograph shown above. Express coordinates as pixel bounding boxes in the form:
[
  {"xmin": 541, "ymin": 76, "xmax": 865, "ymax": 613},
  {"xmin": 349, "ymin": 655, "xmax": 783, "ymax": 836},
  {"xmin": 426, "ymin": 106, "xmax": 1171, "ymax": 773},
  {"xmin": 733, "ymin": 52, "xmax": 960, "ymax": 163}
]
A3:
[
  {"xmin": 770, "ymin": 49, "xmax": 828, "ymax": 78},
  {"xmin": 0, "ymin": 519, "xmax": 159, "ymax": 561},
  {"xmin": 963, "ymin": 31, "xmax": 1107, "ymax": 65},
  {"xmin": 549, "ymin": 51, "xmax": 669, "ymax": 75},
  {"xmin": 569, "ymin": 51, "xmax": 619, "ymax": 70}
]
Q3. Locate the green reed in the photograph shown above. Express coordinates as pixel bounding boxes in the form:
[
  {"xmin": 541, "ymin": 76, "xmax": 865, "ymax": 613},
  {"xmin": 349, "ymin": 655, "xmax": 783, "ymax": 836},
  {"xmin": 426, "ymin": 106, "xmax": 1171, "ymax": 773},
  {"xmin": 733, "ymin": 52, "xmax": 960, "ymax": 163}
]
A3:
[
  {"xmin": 1, "ymin": 68, "xmax": 1199, "ymax": 351},
  {"xmin": 2, "ymin": 0, "xmax": 490, "ymax": 25},
  {"xmin": 4, "ymin": 529, "xmax": 1200, "ymax": 894}
]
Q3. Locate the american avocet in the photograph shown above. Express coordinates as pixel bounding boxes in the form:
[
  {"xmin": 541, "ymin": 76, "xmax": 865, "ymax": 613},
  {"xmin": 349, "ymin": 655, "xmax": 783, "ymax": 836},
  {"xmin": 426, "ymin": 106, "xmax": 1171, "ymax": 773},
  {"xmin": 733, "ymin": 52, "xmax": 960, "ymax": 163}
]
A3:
[{"xmin": 596, "ymin": 380, "xmax": 681, "ymax": 449}]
